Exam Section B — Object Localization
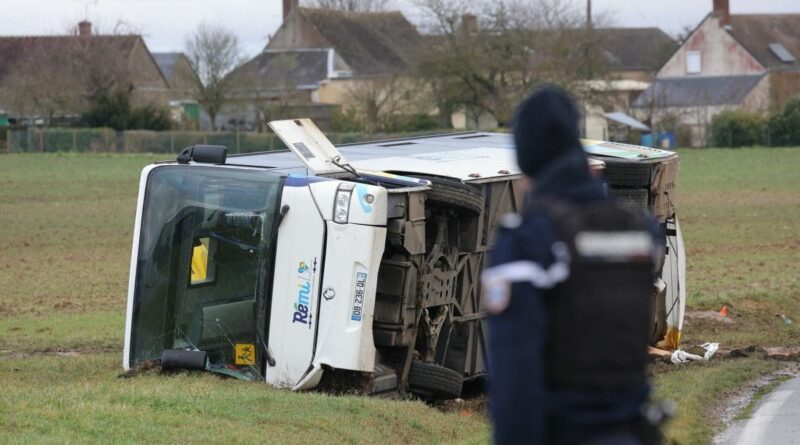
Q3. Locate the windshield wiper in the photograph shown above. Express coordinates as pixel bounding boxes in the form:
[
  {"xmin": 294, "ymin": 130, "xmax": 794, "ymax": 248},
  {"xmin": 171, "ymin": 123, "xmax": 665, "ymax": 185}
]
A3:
[
  {"xmin": 269, "ymin": 205, "xmax": 290, "ymax": 248},
  {"xmin": 330, "ymin": 156, "xmax": 380, "ymax": 186}
]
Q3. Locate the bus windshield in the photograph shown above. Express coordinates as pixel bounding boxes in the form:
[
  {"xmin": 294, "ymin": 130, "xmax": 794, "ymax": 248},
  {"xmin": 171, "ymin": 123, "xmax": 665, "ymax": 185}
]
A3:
[{"xmin": 129, "ymin": 165, "xmax": 283, "ymax": 380}]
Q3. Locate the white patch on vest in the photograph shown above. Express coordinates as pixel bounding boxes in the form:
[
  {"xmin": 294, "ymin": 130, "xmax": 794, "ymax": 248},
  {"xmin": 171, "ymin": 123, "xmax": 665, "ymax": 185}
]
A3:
[
  {"xmin": 499, "ymin": 213, "xmax": 523, "ymax": 229},
  {"xmin": 481, "ymin": 242, "xmax": 571, "ymax": 314},
  {"xmin": 483, "ymin": 280, "xmax": 511, "ymax": 315},
  {"xmin": 575, "ymin": 231, "xmax": 652, "ymax": 259}
]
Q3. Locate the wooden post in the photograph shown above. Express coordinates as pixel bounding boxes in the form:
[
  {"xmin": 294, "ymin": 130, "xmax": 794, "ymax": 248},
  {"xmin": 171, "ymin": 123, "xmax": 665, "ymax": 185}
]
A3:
[
  {"xmin": 6, "ymin": 129, "xmax": 11, "ymax": 154},
  {"xmin": 170, "ymin": 131, "xmax": 175, "ymax": 153},
  {"xmin": 236, "ymin": 130, "xmax": 240, "ymax": 153},
  {"xmin": 72, "ymin": 129, "xmax": 77, "ymax": 151},
  {"xmin": 39, "ymin": 129, "xmax": 44, "ymax": 152}
]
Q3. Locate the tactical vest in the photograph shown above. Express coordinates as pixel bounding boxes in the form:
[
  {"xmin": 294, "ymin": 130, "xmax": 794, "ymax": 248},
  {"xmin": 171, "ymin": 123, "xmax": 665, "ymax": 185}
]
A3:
[{"xmin": 528, "ymin": 199, "xmax": 655, "ymax": 391}]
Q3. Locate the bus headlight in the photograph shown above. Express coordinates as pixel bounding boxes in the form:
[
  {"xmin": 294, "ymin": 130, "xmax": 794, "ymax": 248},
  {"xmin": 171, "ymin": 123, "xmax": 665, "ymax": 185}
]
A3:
[{"xmin": 334, "ymin": 186, "xmax": 353, "ymax": 224}]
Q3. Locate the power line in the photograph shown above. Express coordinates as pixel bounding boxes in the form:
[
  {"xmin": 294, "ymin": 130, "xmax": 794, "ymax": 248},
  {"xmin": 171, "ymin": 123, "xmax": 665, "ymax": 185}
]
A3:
[{"xmin": 621, "ymin": 0, "xmax": 657, "ymax": 27}]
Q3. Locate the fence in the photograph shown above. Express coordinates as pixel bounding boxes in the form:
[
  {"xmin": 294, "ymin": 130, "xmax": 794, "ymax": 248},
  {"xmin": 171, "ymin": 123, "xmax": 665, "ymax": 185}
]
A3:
[{"xmin": 2, "ymin": 128, "xmax": 448, "ymax": 154}]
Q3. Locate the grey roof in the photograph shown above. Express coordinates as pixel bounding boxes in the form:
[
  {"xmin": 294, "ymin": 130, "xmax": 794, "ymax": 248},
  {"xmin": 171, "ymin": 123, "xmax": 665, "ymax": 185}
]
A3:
[
  {"xmin": 727, "ymin": 15, "xmax": 800, "ymax": 70},
  {"xmin": 296, "ymin": 8, "xmax": 421, "ymax": 75},
  {"xmin": 152, "ymin": 52, "xmax": 182, "ymax": 82},
  {"xmin": 632, "ymin": 75, "xmax": 764, "ymax": 108},
  {"xmin": 0, "ymin": 35, "xmax": 142, "ymax": 83},
  {"xmin": 229, "ymin": 49, "xmax": 329, "ymax": 94},
  {"xmin": 595, "ymin": 28, "xmax": 677, "ymax": 72}
]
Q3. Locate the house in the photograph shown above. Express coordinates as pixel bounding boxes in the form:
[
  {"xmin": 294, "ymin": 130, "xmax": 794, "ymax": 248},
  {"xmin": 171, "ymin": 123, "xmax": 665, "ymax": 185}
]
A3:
[
  {"xmin": 221, "ymin": 48, "xmax": 338, "ymax": 130},
  {"xmin": 430, "ymin": 23, "xmax": 675, "ymax": 133},
  {"xmin": 585, "ymin": 27, "xmax": 677, "ymax": 141},
  {"xmin": 230, "ymin": 48, "xmax": 331, "ymax": 102},
  {"xmin": 233, "ymin": 2, "xmax": 673, "ymax": 134},
  {"xmin": 633, "ymin": 0, "xmax": 800, "ymax": 146},
  {"xmin": 220, "ymin": 1, "xmax": 425, "ymax": 131},
  {"xmin": 220, "ymin": 47, "xmax": 342, "ymax": 131},
  {"xmin": 0, "ymin": 21, "xmax": 170, "ymax": 123},
  {"xmin": 0, "ymin": 21, "xmax": 172, "ymax": 125},
  {"xmin": 596, "ymin": 27, "xmax": 677, "ymax": 83},
  {"xmin": 265, "ymin": 3, "xmax": 422, "ymax": 101},
  {"xmin": 593, "ymin": 27, "xmax": 676, "ymax": 107},
  {"xmin": 152, "ymin": 52, "xmax": 202, "ymax": 129},
  {"xmin": 152, "ymin": 52, "xmax": 200, "ymax": 99}
]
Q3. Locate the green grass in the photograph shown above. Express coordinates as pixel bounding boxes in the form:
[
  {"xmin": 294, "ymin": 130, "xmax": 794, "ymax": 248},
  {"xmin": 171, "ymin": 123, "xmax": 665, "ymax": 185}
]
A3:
[
  {"xmin": 653, "ymin": 148, "xmax": 800, "ymax": 443},
  {"xmin": 652, "ymin": 358, "xmax": 781, "ymax": 445},
  {"xmin": 0, "ymin": 153, "xmax": 488, "ymax": 444},
  {"xmin": 733, "ymin": 373, "xmax": 792, "ymax": 422},
  {"xmin": 0, "ymin": 353, "xmax": 486, "ymax": 445},
  {"xmin": 677, "ymin": 148, "xmax": 800, "ymax": 349},
  {"xmin": 0, "ymin": 153, "xmax": 162, "ymax": 318},
  {"xmin": 1, "ymin": 149, "xmax": 799, "ymax": 443},
  {"xmin": 0, "ymin": 311, "xmax": 123, "ymax": 354}
]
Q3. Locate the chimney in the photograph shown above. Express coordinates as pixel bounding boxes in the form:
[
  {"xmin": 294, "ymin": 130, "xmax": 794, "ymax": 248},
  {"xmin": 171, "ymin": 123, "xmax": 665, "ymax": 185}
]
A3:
[
  {"xmin": 78, "ymin": 20, "xmax": 92, "ymax": 38},
  {"xmin": 283, "ymin": 0, "xmax": 299, "ymax": 21},
  {"xmin": 460, "ymin": 14, "xmax": 478, "ymax": 35},
  {"xmin": 712, "ymin": 0, "xmax": 730, "ymax": 26}
]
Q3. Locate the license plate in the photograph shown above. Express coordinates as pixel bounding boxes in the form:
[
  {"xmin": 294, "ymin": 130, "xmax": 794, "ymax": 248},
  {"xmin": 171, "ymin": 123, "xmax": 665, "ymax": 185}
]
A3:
[{"xmin": 351, "ymin": 272, "xmax": 367, "ymax": 321}]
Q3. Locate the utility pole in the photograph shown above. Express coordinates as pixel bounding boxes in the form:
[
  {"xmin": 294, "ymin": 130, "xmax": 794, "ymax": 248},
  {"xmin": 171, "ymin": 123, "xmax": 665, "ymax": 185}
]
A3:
[
  {"xmin": 585, "ymin": 0, "xmax": 594, "ymax": 79},
  {"xmin": 583, "ymin": 0, "xmax": 594, "ymax": 139},
  {"xmin": 587, "ymin": 0, "xmax": 592, "ymax": 29}
]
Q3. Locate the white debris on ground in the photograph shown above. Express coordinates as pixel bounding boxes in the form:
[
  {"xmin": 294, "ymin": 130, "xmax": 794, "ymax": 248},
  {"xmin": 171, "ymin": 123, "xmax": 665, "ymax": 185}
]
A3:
[{"xmin": 670, "ymin": 342, "xmax": 720, "ymax": 364}]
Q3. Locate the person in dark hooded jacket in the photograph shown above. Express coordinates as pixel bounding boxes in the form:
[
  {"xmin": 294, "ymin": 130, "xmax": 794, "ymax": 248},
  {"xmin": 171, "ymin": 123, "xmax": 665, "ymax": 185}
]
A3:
[{"xmin": 483, "ymin": 86, "xmax": 663, "ymax": 445}]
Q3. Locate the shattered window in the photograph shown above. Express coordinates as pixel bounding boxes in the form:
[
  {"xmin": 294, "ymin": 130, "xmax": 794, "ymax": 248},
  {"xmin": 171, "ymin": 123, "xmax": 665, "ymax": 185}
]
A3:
[{"xmin": 130, "ymin": 165, "xmax": 283, "ymax": 380}]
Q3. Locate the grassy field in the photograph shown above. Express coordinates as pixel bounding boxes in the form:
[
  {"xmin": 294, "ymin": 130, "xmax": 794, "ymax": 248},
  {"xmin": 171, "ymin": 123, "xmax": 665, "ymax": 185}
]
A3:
[
  {"xmin": 1, "ymin": 149, "xmax": 799, "ymax": 444},
  {"xmin": 654, "ymin": 148, "xmax": 800, "ymax": 444}
]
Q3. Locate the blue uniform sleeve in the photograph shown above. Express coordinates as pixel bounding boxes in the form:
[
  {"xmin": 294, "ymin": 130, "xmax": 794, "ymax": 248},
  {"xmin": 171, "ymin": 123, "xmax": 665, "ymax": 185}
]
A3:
[
  {"xmin": 488, "ymin": 224, "xmax": 521, "ymax": 268},
  {"xmin": 483, "ymin": 214, "xmax": 568, "ymax": 302},
  {"xmin": 485, "ymin": 214, "xmax": 557, "ymax": 445}
]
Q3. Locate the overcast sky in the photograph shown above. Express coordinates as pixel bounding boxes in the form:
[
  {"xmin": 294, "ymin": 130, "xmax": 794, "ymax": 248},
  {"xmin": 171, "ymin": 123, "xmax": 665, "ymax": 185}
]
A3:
[{"xmin": 3, "ymin": 0, "xmax": 800, "ymax": 57}]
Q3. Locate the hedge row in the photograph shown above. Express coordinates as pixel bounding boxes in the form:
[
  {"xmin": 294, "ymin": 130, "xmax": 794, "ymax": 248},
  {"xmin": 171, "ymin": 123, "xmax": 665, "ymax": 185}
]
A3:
[{"xmin": 709, "ymin": 97, "xmax": 800, "ymax": 147}]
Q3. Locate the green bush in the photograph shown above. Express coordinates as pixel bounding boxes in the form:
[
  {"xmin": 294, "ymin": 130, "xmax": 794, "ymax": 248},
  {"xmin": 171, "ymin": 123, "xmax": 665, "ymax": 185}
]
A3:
[
  {"xmin": 331, "ymin": 108, "xmax": 362, "ymax": 133},
  {"xmin": 82, "ymin": 91, "xmax": 171, "ymax": 131},
  {"xmin": 394, "ymin": 114, "xmax": 441, "ymax": 132},
  {"xmin": 128, "ymin": 105, "xmax": 172, "ymax": 131},
  {"xmin": 708, "ymin": 109, "xmax": 766, "ymax": 147},
  {"xmin": 768, "ymin": 97, "xmax": 800, "ymax": 146}
]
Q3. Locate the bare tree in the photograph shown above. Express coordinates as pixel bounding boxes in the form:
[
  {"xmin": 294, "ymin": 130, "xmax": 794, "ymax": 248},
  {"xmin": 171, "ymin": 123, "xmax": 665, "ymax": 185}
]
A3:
[
  {"xmin": 185, "ymin": 24, "xmax": 243, "ymax": 131},
  {"xmin": 415, "ymin": 0, "xmax": 612, "ymax": 127},
  {"xmin": 311, "ymin": 0, "xmax": 390, "ymax": 12},
  {"xmin": 247, "ymin": 53, "xmax": 309, "ymax": 130},
  {"xmin": 343, "ymin": 75, "xmax": 423, "ymax": 132}
]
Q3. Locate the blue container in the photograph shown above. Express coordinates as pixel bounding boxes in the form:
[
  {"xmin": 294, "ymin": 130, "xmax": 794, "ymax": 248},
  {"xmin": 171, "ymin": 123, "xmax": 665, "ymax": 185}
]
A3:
[{"xmin": 658, "ymin": 132, "xmax": 676, "ymax": 149}]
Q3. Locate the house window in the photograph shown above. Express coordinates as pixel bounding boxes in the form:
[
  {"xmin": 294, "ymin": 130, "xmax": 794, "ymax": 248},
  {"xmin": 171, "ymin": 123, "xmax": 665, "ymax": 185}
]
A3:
[{"xmin": 686, "ymin": 51, "xmax": 702, "ymax": 74}]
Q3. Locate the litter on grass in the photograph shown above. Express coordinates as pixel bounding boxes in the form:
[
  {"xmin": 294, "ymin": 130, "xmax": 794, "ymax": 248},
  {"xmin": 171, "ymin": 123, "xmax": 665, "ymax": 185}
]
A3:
[{"xmin": 670, "ymin": 342, "xmax": 719, "ymax": 365}]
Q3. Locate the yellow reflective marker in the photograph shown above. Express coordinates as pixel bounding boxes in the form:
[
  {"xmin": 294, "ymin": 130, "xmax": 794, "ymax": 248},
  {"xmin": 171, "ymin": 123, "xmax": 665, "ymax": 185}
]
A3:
[
  {"xmin": 656, "ymin": 327, "xmax": 682, "ymax": 351},
  {"xmin": 235, "ymin": 343, "xmax": 256, "ymax": 366},
  {"xmin": 190, "ymin": 238, "xmax": 210, "ymax": 283}
]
